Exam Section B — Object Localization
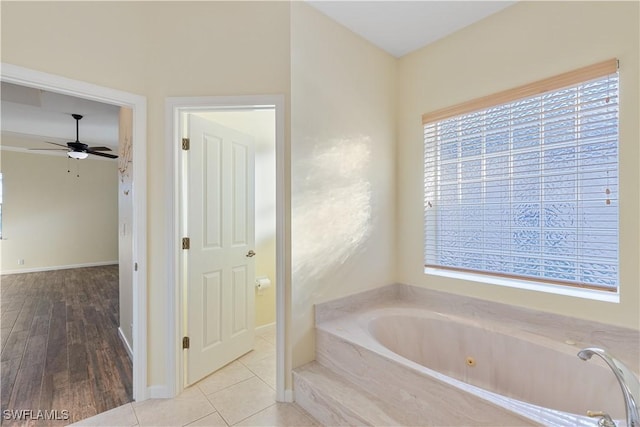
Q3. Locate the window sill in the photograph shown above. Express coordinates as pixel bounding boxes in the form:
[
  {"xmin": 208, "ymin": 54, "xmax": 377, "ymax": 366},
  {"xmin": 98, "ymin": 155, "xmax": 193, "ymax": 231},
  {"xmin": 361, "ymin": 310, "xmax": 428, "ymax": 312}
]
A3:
[{"xmin": 424, "ymin": 267, "xmax": 620, "ymax": 303}]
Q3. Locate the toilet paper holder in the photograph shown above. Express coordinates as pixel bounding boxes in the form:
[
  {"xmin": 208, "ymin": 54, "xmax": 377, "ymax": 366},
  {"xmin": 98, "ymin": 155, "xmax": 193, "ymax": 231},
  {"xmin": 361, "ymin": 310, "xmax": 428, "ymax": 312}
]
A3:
[{"xmin": 255, "ymin": 276, "xmax": 271, "ymax": 294}]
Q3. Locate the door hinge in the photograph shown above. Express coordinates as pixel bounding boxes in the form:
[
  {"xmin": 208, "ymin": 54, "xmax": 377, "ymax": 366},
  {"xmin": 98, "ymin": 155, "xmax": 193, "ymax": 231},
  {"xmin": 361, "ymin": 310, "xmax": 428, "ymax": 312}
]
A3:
[
  {"xmin": 182, "ymin": 138, "xmax": 190, "ymax": 150},
  {"xmin": 182, "ymin": 336, "xmax": 190, "ymax": 349},
  {"xmin": 182, "ymin": 237, "xmax": 190, "ymax": 250},
  {"xmin": 134, "ymin": 262, "xmax": 138, "ymax": 272}
]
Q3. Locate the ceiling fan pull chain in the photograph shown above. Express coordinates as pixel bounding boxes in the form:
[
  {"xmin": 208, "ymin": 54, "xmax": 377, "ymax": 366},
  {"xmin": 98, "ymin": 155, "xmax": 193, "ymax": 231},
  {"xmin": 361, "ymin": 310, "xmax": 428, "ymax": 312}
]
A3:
[
  {"xmin": 76, "ymin": 160, "xmax": 80, "ymax": 178},
  {"xmin": 67, "ymin": 156, "xmax": 71, "ymax": 174}
]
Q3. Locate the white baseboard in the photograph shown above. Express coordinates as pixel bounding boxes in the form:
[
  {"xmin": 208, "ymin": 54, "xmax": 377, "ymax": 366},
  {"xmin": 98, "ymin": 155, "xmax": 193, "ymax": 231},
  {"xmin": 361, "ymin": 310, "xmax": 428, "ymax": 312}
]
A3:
[
  {"xmin": 284, "ymin": 389, "xmax": 294, "ymax": 403},
  {"xmin": 147, "ymin": 385, "xmax": 171, "ymax": 399},
  {"xmin": 1, "ymin": 260, "xmax": 118, "ymax": 275},
  {"xmin": 118, "ymin": 327, "xmax": 134, "ymax": 360},
  {"xmin": 255, "ymin": 322, "xmax": 276, "ymax": 333}
]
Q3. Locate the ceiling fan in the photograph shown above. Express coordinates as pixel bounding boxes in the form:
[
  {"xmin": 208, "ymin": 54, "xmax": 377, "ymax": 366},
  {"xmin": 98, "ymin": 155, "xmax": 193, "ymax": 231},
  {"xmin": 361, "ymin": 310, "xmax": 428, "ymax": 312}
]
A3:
[{"xmin": 30, "ymin": 114, "xmax": 118, "ymax": 159}]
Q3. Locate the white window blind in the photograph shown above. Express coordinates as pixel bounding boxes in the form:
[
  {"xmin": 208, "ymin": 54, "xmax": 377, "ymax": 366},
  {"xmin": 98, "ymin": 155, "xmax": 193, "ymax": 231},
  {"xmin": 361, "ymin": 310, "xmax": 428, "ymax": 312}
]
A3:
[{"xmin": 423, "ymin": 62, "xmax": 619, "ymax": 291}]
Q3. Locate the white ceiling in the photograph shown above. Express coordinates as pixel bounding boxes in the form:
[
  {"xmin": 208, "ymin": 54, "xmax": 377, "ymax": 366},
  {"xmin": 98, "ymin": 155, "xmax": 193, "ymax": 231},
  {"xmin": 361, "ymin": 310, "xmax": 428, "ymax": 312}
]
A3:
[
  {"xmin": 1, "ymin": 82, "xmax": 120, "ymax": 153},
  {"xmin": 307, "ymin": 1, "xmax": 516, "ymax": 58}
]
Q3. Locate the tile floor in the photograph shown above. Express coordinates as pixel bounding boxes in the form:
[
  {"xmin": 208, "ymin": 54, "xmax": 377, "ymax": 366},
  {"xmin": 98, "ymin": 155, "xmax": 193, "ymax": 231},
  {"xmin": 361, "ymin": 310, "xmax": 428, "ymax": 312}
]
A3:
[{"xmin": 72, "ymin": 326, "xmax": 317, "ymax": 427}]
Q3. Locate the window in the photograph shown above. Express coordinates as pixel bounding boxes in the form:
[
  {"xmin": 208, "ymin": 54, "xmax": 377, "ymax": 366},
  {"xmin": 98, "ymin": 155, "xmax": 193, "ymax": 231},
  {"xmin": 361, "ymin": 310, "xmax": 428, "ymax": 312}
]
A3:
[{"xmin": 423, "ymin": 59, "xmax": 619, "ymax": 292}]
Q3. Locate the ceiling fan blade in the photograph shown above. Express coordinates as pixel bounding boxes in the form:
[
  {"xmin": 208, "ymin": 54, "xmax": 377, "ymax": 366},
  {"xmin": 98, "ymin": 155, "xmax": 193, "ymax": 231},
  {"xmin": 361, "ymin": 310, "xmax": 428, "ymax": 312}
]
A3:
[
  {"xmin": 87, "ymin": 146, "xmax": 112, "ymax": 152},
  {"xmin": 87, "ymin": 150, "xmax": 118, "ymax": 159},
  {"xmin": 44, "ymin": 141, "xmax": 70, "ymax": 148},
  {"xmin": 28, "ymin": 148, "xmax": 68, "ymax": 151}
]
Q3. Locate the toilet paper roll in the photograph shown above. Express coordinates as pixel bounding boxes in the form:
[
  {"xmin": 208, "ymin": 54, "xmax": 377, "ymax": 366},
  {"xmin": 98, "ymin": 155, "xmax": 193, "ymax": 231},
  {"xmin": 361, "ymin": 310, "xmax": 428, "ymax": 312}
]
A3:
[{"xmin": 256, "ymin": 277, "xmax": 271, "ymax": 290}]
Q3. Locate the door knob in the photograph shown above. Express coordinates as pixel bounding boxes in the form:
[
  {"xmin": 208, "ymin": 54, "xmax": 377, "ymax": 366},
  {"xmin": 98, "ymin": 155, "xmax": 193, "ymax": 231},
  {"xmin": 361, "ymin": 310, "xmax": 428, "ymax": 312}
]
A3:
[{"xmin": 246, "ymin": 250, "xmax": 256, "ymax": 258}]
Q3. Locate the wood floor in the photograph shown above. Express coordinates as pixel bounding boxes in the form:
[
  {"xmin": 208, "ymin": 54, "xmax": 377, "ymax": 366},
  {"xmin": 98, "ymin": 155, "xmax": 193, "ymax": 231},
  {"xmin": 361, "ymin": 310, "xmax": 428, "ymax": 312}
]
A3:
[{"xmin": 0, "ymin": 265, "xmax": 132, "ymax": 425}]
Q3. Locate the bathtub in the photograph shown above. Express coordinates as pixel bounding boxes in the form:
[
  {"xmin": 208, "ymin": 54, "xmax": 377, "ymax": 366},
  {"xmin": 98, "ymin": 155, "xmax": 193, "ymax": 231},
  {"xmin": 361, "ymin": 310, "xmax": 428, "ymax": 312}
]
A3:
[{"xmin": 315, "ymin": 305, "xmax": 629, "ymax": 426}]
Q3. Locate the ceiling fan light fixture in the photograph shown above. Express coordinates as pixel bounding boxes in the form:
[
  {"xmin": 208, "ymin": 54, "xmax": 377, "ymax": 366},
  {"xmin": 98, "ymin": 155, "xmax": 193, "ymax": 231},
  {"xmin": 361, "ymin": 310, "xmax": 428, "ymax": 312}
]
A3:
[{"xmin": 68, "ymin": 151, "xmax": 89, "ymax": 160}]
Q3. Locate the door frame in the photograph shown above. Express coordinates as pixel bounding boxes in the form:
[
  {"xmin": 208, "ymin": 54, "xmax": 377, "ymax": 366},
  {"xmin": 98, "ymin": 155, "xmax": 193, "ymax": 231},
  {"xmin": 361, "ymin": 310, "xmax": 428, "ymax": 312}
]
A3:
[
  {"xmin": 165, "ymin": 95, "xmax": 287, "ymax": 401},
  {"xmin": 0, "ymin": 63, "xmax": 148, "ymax": 401}
]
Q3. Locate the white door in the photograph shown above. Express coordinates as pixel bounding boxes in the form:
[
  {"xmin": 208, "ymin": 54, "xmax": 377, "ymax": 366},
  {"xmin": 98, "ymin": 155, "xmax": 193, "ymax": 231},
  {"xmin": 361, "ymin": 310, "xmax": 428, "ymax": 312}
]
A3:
[{"xmin": 184, "ymin": 114, "xmax": 256, "ymax": 386}]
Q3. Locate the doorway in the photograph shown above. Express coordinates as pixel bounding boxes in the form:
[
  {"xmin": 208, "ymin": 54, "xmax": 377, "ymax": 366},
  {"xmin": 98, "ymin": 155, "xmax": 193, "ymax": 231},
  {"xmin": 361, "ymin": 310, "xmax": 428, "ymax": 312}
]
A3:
[
  {"xmin": 0, "ymin": 63, "xmax": 148, "ymax": 404},
  {"xmin": 166, "ymin": 96, "xmax": 286, "ymax": 401}
]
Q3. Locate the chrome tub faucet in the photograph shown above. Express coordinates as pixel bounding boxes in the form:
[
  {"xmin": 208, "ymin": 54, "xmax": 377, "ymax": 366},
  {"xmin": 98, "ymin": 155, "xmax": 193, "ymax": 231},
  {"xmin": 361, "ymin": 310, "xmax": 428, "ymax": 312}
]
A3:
[{"xmin": 578, "ymin": 347, "xmax": 640, "ymax": 427}]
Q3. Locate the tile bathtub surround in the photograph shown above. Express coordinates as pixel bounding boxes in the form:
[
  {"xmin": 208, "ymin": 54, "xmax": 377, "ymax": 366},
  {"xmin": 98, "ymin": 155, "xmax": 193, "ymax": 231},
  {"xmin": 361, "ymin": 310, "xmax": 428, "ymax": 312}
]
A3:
[
  {"xmin": 307, "ymin": 299, "xmax": 626, "ymax": 425},
  {"xmin": 315, "ymin": 283, "xmax": 639, "ymax": 372},
  {"xmin": 313, "ymin": 283, "xmax": 403, "ymax": 324},
  {"xmin": 312, "ymin": 329, "xmax": 538, "ymax": 426}
]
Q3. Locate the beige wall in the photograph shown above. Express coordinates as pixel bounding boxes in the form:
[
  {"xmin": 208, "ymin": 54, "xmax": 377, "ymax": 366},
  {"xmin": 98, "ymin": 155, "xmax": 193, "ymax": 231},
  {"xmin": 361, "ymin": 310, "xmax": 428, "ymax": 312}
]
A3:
[
  {"xmin": 195, "ymin": 110, "xmax": 277, "ymax": 328},
  {"xmin": 290, "ymin": 3, "xmax": 397, "ymax": 367},
  {"xmin": 143, "ymin": 2, "xmax": 291, "ymax": 387},
  {"xmin": 0, "ymin": 148, "xmax": 118, "ymax": 272},
  {"xmin": 397, "ymin": 1, "xmax": 640, "ymax": 330},
  {"xmin": 1, "ymin": 1, "xmax": 291, "ymax": 389}
]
